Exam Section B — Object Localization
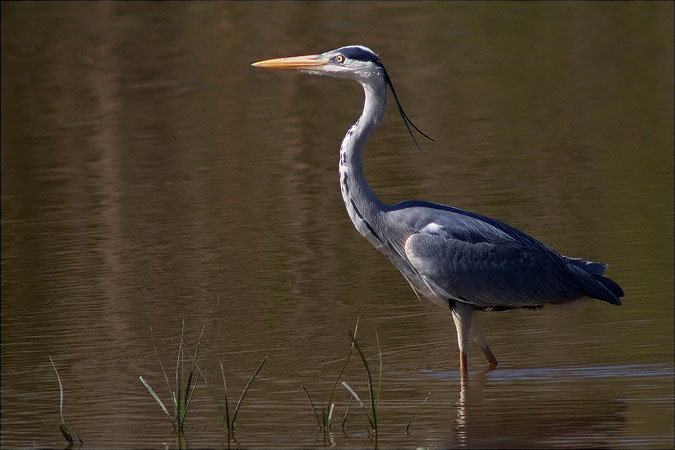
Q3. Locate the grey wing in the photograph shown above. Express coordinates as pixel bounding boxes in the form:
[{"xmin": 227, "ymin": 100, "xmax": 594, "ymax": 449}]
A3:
[{"xmin": 403, "ymin": 224, "xmax": 588, "ymax": 308}]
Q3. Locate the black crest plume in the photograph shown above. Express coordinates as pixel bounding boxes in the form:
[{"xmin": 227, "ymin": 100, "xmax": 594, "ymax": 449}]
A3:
[{"xmin": 383, "ymin": 70, "xmax": 435, "ymax": 153}]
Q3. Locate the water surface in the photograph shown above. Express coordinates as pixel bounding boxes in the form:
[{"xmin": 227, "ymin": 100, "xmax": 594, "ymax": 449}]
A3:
[{"xmin": 1, "ymin": 2, "xmax": 673, "ymax": 448}]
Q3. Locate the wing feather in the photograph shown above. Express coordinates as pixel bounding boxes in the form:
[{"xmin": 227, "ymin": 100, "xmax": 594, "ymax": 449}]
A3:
[
  {"xmin": 385, "ymin": 201, "xmax": 622, "ymax": 307},
  {"xmin": 404, "ymin": 232, "xmax": 584, "ymax": 307}
]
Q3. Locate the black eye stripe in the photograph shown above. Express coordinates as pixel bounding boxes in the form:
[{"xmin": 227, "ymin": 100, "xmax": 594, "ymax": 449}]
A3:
[{"xmin": 339, "ymin": 46, "xmax": 383, "ymax": 66}]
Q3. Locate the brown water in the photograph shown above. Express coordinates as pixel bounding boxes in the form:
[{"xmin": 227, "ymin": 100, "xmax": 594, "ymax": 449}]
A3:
[{"xmin": 1, "ymin": 2, "xmax": 673, "ymax": 449}]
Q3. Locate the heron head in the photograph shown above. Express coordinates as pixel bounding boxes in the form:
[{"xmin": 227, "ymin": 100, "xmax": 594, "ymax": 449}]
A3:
[
  {"xmin": 252, "ymin": 45, "xmax": 386, "ymax": 82},
  {"xmin": 253, "ymin": 45, "xmax": 434, "ymax": 151}
]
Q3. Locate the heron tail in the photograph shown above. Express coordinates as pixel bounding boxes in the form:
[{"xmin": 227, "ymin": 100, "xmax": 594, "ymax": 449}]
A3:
[
  {"xmin": 563, "ymin": 256, "xmax": 608, "ymax": 275},
  {"xmin": 592, "ymin": 274, "xmax": 624, "ymax": 304},
  {"xmin": 564, "ymin": 256, "xmax": 624, "ymax": 305}
]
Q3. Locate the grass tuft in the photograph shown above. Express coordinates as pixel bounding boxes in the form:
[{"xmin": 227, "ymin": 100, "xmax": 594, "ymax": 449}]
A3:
[
  {"xmin": 301, "ymin": 317, "xmax": 360, "ymax": 431},
  {"xmin": 341, "ymin": 327, "xmax": 432, "ymax": 436},
  {"xmin": 139, "ymin": 313, "xmax": 211, "ymax": 433},
  {"xmin": 340, "ymin": 326, "xmax": 382, "ymax": 434},
  {"xmin": 216, "ymin": 356, "xmax": 267, "ymax": 435}
]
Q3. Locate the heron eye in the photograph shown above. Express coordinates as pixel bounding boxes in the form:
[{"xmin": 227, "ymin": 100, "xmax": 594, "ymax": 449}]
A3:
[{"xmin": 336, "ymin": 54, "xmax": 345, "ymax": 64}]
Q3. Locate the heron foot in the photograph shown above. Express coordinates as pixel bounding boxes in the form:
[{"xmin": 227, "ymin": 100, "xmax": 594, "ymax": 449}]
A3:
[{"xmin": 481, "ymin": 345, "xmax": 499, "ymax": 369}]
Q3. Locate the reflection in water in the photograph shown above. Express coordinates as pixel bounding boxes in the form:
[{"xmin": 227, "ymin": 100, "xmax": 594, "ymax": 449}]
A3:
[
  {"xmin": 455, "ymin": 376, "xmax": 470, "ymax": 448},
  {"xmin": 1, "ymin": 2, "xmax": 673, "ymax": 449},
  {"xmin": 446, "ymin": 364, "xmax": 672, "ymax": 448}
]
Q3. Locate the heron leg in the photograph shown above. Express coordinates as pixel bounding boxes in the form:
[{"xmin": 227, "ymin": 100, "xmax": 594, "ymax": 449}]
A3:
[
  {"xmin": 450, "ymin": 302, "xmax": 474, "ymax": 377},
  {"xmin": 470, "ymin": 319, "xmax": 499, "ymax": 368}
]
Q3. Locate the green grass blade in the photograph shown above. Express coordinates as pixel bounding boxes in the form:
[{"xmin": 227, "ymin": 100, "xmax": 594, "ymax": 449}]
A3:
[
  {"xmin": 180, "ymin": 368, "xmax": 193, "ymax": 427},
  {"xmin": 375, "ymin": 328, "xmax": 382, "ymax": 412},
  {"xmin": 347, "ymin": 329, "xmax": 377, "ymax": 431},
  {"xmin": 48, "ymin": 357, "xmax": 66, "ymax": 427},
  {"xmin": 49, "ymin": 357, "xmax": 73, "ymax": 444},
  {"xmin": 327, "ymin": 402, "xmax": 335, "ymax": 426},
  {"xmin": 231, "ymin": 356, "xmax": 267, "ymax": 429},
  {"xmin": 301, "ymin": 385, "xmax": 322, "ymax": 428},
  {"xmin": 326, "ymin": 317, "xmax": 360, "ymax": 422},
  {"xmin": 139, "ymin": 376, "xmax": 175, "ymax": 425},
  {"xmin": 58, "ymin": 423, "xmax": 73, "ymax": 444},
  {"xmin": 150, "ymin": 327, "xmax": 173, "ymax": 414},
  {"xmin": 184, "ymin": 355, "xmax": 230, "ymax": 432},
  {"xmin": 175, "ymin": 321, "xmax": 184, "ymax": 420},
  {"xmin": 341, "ymin": 396, "xmax": 353, "ymax": 430},
  {"xmin": 405, "ymin": 392, "xmax": 431, "ymax": 432},
  {"xmin": 66, "ymin": 419, "xmax": 83, "ymax": 445},
  {"xmin": 220, "ymin": 361, "xmax": 232, "ymax": 431},
  {"xmin": 181, "ymin": 318, "xmax": 208, "ymax": 425},
  {"xmin": 341, "ymin": 381, "xmax": 374, "ymax": 429}
]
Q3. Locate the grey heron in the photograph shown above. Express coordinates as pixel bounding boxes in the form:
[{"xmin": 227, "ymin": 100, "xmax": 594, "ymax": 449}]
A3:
[{"xmin": 252, "ymin": 45, "xmax": 624, "ymax": 375}]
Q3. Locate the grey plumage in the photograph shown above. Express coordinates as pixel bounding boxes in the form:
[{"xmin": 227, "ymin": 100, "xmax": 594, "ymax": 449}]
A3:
[{"xmin": 253, "ymin": 45, "xmax": 624, "ymax": 375}]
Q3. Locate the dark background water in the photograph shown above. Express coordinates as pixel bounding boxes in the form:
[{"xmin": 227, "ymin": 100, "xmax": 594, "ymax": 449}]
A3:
[{"xmin": 2, "ymin": 2, "xmax": 673, "ymax": 448}]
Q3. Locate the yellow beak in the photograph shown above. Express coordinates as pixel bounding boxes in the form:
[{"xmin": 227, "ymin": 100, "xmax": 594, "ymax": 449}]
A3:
[{"xmin": 252, "ymin": 54, "xmax": 330, "ymax": 70}]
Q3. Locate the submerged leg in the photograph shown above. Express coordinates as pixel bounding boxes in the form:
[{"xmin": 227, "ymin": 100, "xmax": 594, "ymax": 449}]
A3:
[
  {"xmin": 470, "ymin": 318, "xmax": 499, "ymax": 368},
  {"xmin": 450, "ymin": 302, "xmax": 474, "ymax": 377}
]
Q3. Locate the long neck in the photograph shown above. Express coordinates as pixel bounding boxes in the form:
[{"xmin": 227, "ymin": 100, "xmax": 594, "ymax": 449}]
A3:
[{"xmin": 339, "ymin": 81, "xmax": 387, "ymax": 243}]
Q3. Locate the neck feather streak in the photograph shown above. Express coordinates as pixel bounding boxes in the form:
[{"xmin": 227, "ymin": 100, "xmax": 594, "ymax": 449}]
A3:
[{"xmin": 338, "ymin": 81, "xmax": 387, "ymax": 242}]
